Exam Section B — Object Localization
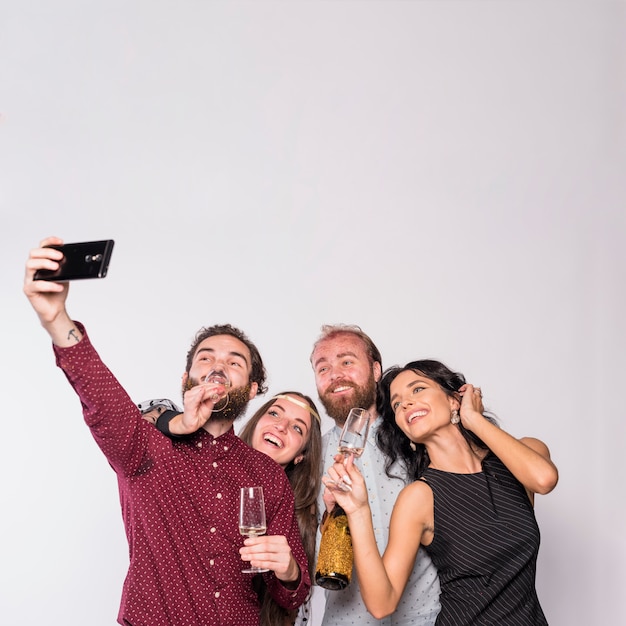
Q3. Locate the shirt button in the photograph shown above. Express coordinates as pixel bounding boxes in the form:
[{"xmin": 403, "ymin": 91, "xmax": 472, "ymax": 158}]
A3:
[
  {"xmin": 214, "ymin": 592, "xmax": 220, "ymax": 598},
  {"xmin": 210, "ymin": 527, "xmax": 216, "ymax": 533},
  {"xmin": 212, "ymin": 462, "xmax": 218, "ymax": 468},
  {"xmin": 211, "ymin": 440, "xmax": 217, "ymax": 445},
  {"xmin": 223, "ymin": 445, "xmax": 229, "ymax": 451},
  {"xmin": 197, "ymin": 442, "xmax": 202, "ymax": 448},
  {"xmin": 216, "ymin": 493, "xmax": 222, "ymax": 499},
  {"xmin": 209, "ymin": 559, "xmax": 215, "ymax": 566}
]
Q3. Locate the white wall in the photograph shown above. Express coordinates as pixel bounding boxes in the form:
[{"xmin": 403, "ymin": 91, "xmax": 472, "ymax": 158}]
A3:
[{"xmin": 1, "ymin": 2, "xmax": 624, "ymax": 624}]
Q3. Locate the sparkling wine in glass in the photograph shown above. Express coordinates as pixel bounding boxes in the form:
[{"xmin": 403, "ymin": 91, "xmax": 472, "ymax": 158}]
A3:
[
  {"xmin": 330, "ymin": 408, "xmax": 371, "ymax": 491},
  {"xmin": 338, "ymin": 407, "xmax": 370, "ymax": 458},
  {"xmin": 239, "ymin": 486, "xmax": 270, "ymax": 573}
]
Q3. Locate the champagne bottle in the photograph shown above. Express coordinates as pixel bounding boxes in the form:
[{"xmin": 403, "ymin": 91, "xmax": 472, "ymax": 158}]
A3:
[{"xmin": 315, "ymin": 505, "xmax": 353, "ymax": 590}]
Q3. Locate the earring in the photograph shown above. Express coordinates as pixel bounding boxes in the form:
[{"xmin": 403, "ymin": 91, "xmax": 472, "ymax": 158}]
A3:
[
  {"xmin": 450, "ymin": 410, "xmax": 460, "ymax": 425},
  {"xmin": 409, "ymin": 441, "xmax": 417, "ymax": 452}
]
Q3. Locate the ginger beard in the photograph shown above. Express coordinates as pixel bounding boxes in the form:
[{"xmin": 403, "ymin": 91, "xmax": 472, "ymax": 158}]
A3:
[
  {"xmin": 319, "ymin": 372, "xmax": 377, "ymax": 426},
  {"xmin": 183, "ymin": 377, "xmax": 252, "ymax": 422}
]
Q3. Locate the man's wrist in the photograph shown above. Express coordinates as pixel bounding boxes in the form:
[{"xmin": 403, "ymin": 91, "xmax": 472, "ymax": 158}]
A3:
[
  {"xmin": 155, "ymin": 411, "xmax": 185, "ymax": 437},
  {"xmin": 45, "ymin": 313, "xmax": 83, "ymax": 347}
]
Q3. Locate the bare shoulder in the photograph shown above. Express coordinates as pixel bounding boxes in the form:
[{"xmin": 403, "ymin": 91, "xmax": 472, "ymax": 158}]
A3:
[
  {"xmin": 394, "ymin": 480, "xmax": 434, "ymax": 517},
  {"xmin": 388, "ymin": 479, "xmax": 435, "ymax": 545}
]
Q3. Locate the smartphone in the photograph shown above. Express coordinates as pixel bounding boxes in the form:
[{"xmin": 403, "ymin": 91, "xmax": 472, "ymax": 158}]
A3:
[{"xmin": 34, "ymin": 240, "xmax": 115, "ymax": 281}]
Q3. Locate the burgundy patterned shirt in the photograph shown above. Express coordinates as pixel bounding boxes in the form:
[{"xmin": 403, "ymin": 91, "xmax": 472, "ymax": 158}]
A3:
[{"xmin": 53, "ymin": 324, "xmax": 310, "ymax": 626}]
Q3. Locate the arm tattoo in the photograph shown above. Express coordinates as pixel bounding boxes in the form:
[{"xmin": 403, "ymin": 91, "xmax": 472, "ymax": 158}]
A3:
[{"xmin": 68, "ymin": 328, "xmax": 80, "ymax": 343}]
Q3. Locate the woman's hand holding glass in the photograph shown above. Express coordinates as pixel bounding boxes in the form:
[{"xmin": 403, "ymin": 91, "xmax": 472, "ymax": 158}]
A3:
[
  {"xmin": 239, "ymin": 487, "xmax": 301, "ymax": 581},
  {"xmin": 323, "ymin": 453, "xmax": 369, "ymax": 515},
  {"xmin": 239, "ymin": 487, "xmax": 269, "ymax": 574},
  {"xmin": 326, "ymin": 408, "xmax": 370, "ymax": 492},
  {"xmin": 239, "ymin": 534, "xmax": 301, "ymax": 583}
]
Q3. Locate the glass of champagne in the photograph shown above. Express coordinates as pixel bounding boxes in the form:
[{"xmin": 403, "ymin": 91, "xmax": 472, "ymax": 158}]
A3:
[
  {"xmin": 329, "ymin": 407, "xmax": 371, "ymax": 491},
  {"xmin": 203, "ymin": 369, "xmax": 231, "ymax": 412},
  {"xmin": 239, "ymin": 486, "xmax": 270, "ymax": 573}
]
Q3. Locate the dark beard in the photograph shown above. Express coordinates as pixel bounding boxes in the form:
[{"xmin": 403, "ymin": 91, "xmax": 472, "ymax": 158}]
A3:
[
  {"xmin": 183, "ymin": 377, "xmax": 251, "ymax": 423},
  {"xmin": 319, "ymin": 373, "xmax": 377, "ymax": 426}
]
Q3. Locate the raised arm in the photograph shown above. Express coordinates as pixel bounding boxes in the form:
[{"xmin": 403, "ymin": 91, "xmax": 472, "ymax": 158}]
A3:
[
  {"xmin": 24, "ymin": 237, "xmax": 154, "ymax": 476},
  {"xmin": 460, "ymin": 384, "xmax": 559, "ymax": 497},
  {"xmin": 23, "ymin": 237, "xmax": 83, "ymax": 346},
  {"xmin": 325, "ymin": 456, "xmax": 427, "ymax": 619}
]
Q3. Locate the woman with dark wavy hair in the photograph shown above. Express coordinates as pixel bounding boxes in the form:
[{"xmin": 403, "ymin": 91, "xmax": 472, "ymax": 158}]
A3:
[
  {"xmin": 325, "ymin": 359, "xmax": 558, "ymax": 626},
  {"xmin": 375, "ymin": 359, "xmax": 498, "ymax": 483},
  {"xmin": 239, "ymin": 392, "xmax": 322, "ymax": 626}
]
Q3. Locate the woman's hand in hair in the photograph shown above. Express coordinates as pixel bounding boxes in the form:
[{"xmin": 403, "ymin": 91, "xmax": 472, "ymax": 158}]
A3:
[{"xmin": 458, "ymin": 383, "xmax": 486, "ymax": 431}]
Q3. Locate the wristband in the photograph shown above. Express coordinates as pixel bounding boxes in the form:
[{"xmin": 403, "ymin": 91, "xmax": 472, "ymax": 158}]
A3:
[{"xmin": 155, "ymin": 410, "xmax": 185, "ymax": 438}]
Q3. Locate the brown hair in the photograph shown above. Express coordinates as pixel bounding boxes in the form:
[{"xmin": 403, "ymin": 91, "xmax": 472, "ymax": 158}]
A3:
[
  {"xmin": 239, "ymin": 391, "xmax": 322, "ymax": 626},
  {"xmin": 185, "ymin": 323, "xmax": 268, "ymax": 395}
]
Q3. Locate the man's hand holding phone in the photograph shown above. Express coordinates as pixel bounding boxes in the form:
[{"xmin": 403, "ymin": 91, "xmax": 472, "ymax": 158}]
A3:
[
  {"xmin": 24, "ymin": 237, "xmax": 114, "ymax": 346},
  {"xmin": 34, "ymin": 239, "xmax": 114, "ymax": 282},
  {"xmin": 25, "ymin": 237, "xmax": 69, "ymax": 316}
]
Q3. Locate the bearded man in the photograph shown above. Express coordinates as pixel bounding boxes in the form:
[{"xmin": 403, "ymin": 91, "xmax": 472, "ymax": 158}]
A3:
[
  {"xmin": 311, "ymin": 325, "xmax": 441, "ymax": 626},
  {"xmin": 23, "ymin": 237, "xmax": 310, "ymax": 626}
]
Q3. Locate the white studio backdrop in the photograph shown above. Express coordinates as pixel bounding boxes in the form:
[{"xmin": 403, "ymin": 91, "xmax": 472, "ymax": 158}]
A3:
[{"xmin": 1, "ymin": 1, "xmax": 624, "ymax": 624}]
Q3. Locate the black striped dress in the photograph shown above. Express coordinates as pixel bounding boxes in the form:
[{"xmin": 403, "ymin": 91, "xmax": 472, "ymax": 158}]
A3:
[{"xmin": 420, "ymin": 452, "xmax": 548, "ymax": 625}]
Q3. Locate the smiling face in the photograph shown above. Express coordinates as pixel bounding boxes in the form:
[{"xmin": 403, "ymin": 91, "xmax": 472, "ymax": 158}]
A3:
[
  {"xmin": 185, "ymin": 334, "xmax": 254, "ymax": 389},
  {"xmin": 249, "ymin": 395, "xmax": 313, "ymax": 467},
  {"xmin": 312, "ymin": 333, "xmax": 381, "ymax": 426},
  {"xmin": 389, "ymin": 370, "xmax": 460, "ymax": 442},
  {"xmin": 182, "ymin": 334, "xmax": 258, "ymax": 421}
]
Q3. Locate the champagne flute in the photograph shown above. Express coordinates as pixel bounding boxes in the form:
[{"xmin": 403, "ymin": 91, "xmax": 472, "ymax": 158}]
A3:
[
  {"xmin": 329, "ymin": 407, "xmax": 371, "ymax": 491},
  {"xmin": 203, "ymin": 369, "xmax": 231, "ymax": 412},
  {"xmin": 239, "ymin": 486, "xmax": 270, "ymax": 573}
]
